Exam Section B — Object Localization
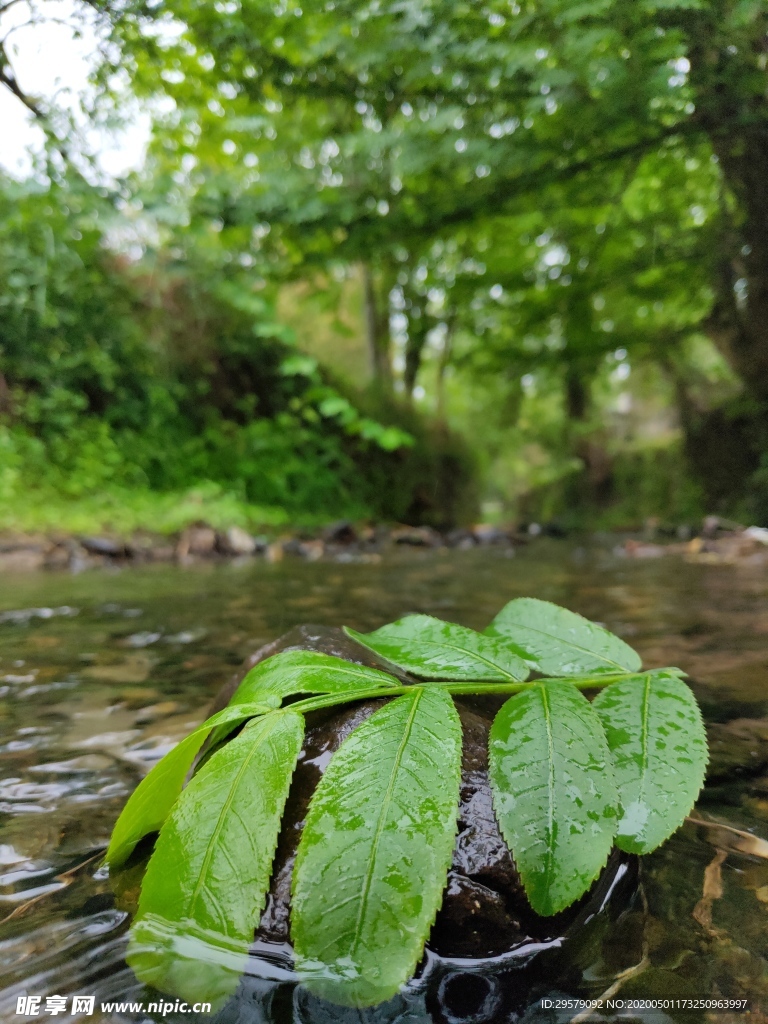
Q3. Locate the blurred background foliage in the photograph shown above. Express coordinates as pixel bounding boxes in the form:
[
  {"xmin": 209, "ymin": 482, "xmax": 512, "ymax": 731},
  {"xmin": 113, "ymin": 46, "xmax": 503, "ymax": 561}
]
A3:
[{"xmin": 0, "ymin": 0, "xmax": 766, "ymax": 532}]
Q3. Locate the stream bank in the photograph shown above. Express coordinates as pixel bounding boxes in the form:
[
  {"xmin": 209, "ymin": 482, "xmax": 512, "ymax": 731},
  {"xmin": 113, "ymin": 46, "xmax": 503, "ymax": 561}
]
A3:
[{"xmin": 2, "ymin": 515, "xmax": 767, "ymax": 574}]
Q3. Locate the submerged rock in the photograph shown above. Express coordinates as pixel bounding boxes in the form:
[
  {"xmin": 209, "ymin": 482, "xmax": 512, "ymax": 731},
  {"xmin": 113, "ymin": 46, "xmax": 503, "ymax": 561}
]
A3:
[{"xmin": 707, "ymin": 717, "xmax": 768, "ymax": 780}]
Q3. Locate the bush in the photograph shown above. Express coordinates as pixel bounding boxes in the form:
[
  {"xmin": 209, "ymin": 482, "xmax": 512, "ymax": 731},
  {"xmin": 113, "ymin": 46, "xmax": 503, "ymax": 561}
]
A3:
[{"xmin": 0, "ymin": 176, "xmax": 478, "ymax": 531}]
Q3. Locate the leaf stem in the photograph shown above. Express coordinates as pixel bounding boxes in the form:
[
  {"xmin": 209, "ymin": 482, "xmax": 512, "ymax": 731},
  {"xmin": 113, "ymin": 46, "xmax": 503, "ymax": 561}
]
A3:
[{"xmin": 282, "ymin": 669, "xmax": 682, "ymax": 718}]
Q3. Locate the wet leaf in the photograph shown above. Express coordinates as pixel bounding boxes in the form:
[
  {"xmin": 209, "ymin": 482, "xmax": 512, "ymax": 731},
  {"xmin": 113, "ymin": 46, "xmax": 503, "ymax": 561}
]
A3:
[
  {"xmin": 105, "ymin": 700, "xmax": 278, "ymax": 867},
  {"xmin": 291, "ymin": 686, "xmax": 462, "ymax": 1007},
  {"xmin": 345, "ymin": 614, "xmax": 528, "ymax": 681},
  {"xmin": 485, "ymin": 597, "xmax": 641, "ymax": 676},
  {"xmin": 229, "ymin": 650, "xmax": 401, "ymax": 705},
  {"xmin": 594, "ymin": 673, "xmax": 708, "ymax": 854},
  {"xmin": 128, "ymin": 709, "xmax": 304, "ymax": 1003},
  {"xmin": 489, "ymin": 681, "xmax": 618, "ymax": 915},
  {"xmin": 204, "ymin": 651, "xmax": 401, "ymax": 752}
]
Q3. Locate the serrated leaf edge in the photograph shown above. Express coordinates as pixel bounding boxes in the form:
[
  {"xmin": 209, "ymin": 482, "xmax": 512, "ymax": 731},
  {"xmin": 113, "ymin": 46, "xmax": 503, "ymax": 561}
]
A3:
[
  {"xmin": 595, "ymin": 673, "xmax": 709, "ymax": 855},
  {"xmin": 487, "ymin": 598, "xmax": 640, "ymax": 673},
  {"xmin": 490, "ymin": 683, "xmax": 618, "ymax": 916},
  {"xmin": 344, "ymin": 617, "xmax": 525, "ymax": 681},
  {"xmin": 291, "ymin": 687, "xmax": 462, "ymax": 1006}
]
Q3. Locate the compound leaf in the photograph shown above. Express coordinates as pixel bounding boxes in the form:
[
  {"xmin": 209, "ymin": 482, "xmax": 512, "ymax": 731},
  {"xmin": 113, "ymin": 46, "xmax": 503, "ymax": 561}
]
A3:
[
  {"xmin": 105, "ymin": 700, "xmax": 278, "ymax": 868},
  {"xmin": 345, "ymin": 614, "xmax": 528, "ymax": 681},
  {"xmin": 291, "ymin": 686, "xmax": 462, "ymax": 1007},
  {"xmin": 489, "ymin": 681, "xmax": 618, "ymax": 916},
  {"xmin": 486, "ymin": 597, "xmax": 641, "ymax": 676},
  {"xmin": 128, "ymin": 710, "xmax": 304, "ymax": 1003},
  {"xmin": 593, "ymin": 671, "xmax": 708, "ymax": 854}
]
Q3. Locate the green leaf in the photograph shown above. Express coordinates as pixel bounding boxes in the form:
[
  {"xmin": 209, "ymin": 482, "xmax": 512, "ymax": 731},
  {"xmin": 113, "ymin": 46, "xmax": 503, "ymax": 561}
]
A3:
[
  {"xmin": 485, "ymin": 598, "xmax": 641, "ymax": 676},
  {"xmin": 105, "ymin": 700, "xmax": 279, "ymax": 868},
  {"xmin": 205, "ymin": 650, "xmax": 401, "ymax": 755},
  {"xmin": 291, "ymin": 686, "xmax": 462, "ymax": 1007},
  {"xmin": 344, "ymin": 614, "xmax": 529, "ymax": 681},
  {"xmin": 128, "ymin": 709, "xmax": 304, "ymax": 1005},
  {"xmin": 489, "ymin": 681, "xmax": 618, "ymax": 916},
  {"xmin": 229, "ymin": 650, "xmax": 402, "ymax": 705},
  {"xmin": 592, "ymin": 671, "xmax": 708, "ymax": 854}
]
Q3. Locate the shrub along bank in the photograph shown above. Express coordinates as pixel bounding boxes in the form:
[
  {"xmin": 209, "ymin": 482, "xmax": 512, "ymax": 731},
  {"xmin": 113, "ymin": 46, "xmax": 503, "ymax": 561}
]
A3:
[{"xmin": 0, "ymin": 177, "xmax": 477, "ymax": 537}]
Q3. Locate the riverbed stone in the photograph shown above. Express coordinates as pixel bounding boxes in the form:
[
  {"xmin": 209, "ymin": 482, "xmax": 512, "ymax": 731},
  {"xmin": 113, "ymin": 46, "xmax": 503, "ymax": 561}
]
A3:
[
  {"xmin": 322, "ymin": 520, "xmax": 358, "ymax": 544},
  {"xmin": 390, "ymin": 525, "xmax": 443, "ymax": 547},
  {"xmin": 78, "ymin": 536, "xmax": 126, "ymax": 557},
  {"xmin": 218, "ymin": 525, "xmax": 257, "ymax": 556},
  {"xmin": 707, "ymin": 717, "xmax": 768, "ymax": 780},
  {"xmin": 0, "ymin": 549, "xmax": 46, "ymax": 572},
  {"xmin": 176, "ymin": 526, "xmax": 217, "ymax": 558}
]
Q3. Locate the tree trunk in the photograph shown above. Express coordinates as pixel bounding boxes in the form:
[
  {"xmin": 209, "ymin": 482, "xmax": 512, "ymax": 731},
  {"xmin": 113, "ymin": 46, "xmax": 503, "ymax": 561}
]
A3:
[
  {"xmin": 0, "ymin": 371, "xmax": 11, "ymax": 416},
  {"xmin": 403, "ymin": 283, "xmax": 429, "ymax": 400},
  {"xmin": 435, "ymin": 312, "xmax": 455, "ymax": 426},
  {"xmin": 362, "ymin": 264, "xmax": 392, "ymax": 390},
  {"xmin": 685, "ymin": 5, "xmax": 768, "ymax": 402},
  {"xmin": 565, "ymin": 364, "xmax": 589, "ymax": 422}
]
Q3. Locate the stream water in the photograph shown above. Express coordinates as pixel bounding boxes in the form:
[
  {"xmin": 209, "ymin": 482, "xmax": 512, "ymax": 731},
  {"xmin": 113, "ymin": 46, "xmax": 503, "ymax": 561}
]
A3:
[{"xmin": 0, "ymin": 541, "xmax": 767, "ymax": 1024}]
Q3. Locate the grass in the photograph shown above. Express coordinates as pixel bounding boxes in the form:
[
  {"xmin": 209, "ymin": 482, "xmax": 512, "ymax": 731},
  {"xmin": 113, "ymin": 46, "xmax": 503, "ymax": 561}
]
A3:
[{"xmin": 0, "ymin": 481, "xmax": 349, "ymax": 537}]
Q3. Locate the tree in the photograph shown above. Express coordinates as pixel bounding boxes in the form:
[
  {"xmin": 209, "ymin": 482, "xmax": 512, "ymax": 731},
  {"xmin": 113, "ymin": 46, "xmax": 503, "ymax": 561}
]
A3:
[{"xmin": 100, "ymin": 0, "xmax": 763, "ymax": 403}]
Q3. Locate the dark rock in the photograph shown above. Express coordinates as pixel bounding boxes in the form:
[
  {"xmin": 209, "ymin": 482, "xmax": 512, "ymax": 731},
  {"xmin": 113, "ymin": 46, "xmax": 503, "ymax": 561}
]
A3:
[
  {"xmin": 445, "ymin": 528, "xmax": 476, "ymax": 548},
  {"xmin": 280, "ymin": 537, "xmax": 305, "ymax": 556},
  {"xmin": 390, "ymin": 525, "xmax": 443, "ymax": 547},
  {"xmin": 78, "ymin": 535, "xmax": 126, "ymax": 557},
  {"xmin": 707, "ymin": 718, "xmax": 768, "ymax": 780},
  {"xmin": 542, "ymin": 521, "xmax": 568, "ymax": 538},
  {"xmin": 322, "ymin": 520, "xmax": 358, "ymax": 544},
  {"xmin": 471, "ymin": 524, "xmax": 509, "ymax": 545}
]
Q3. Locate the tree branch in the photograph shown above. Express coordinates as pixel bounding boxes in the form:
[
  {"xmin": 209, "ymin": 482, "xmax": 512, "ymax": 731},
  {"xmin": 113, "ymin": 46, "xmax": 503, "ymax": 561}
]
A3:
[{"xmin": 0, "ymin": 41, "xmax": 70, "ymax": 161}]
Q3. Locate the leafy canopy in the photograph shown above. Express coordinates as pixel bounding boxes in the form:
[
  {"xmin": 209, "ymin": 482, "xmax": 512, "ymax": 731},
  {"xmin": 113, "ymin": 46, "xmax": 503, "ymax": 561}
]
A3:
[{"xmin": 106, "ymin": 598, "xmax": 707, "ymax": 1009}]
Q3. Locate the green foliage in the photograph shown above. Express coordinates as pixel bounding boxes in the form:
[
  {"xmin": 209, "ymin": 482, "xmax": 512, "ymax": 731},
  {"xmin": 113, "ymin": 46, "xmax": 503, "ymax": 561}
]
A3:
[
  {"xmin": 489, "ymin": 681, "xmax": 617, "ymax": 916},
  {"xmin": 128, "ymin": 711, "xmax": 304, "ymax": 1003},
  {"xmin": 593, "ymin": 671, "xmax": 708, "ymax": 854},
  {"xmin": 105, "ymin": 701, "xmax": 279, "ymax": 868},
  {"xmin": 107, "ymin": 598, "xmax": 707, "ymax": 1009},
  {"xmin": 207, "ymin": 651, "xmax": 402, "ymax": 750},
  {"xmin": 345, "ymin": 613, "xmax": 529, "ymax": 681},
  {"xmin": 4, "ymin": 0, "xmax": 768, "ymax": 527},
  {"xmin": 230, "ymin": 650, "xmax": 404, "ymax": 706},
  {"xmin": 485, "ymin": 597, "xmax": 642, "ymax": 676},
  {"xmin": 291, "ymin": 687, "xmax": 462, "ymax": 1006},
  {"xmin": 0, "ymin": 174, "xmax": 475, "ymax": 529},
  {"xmin": 83, "ymin": 0, "xmax": 768, "ymax": 524}
]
